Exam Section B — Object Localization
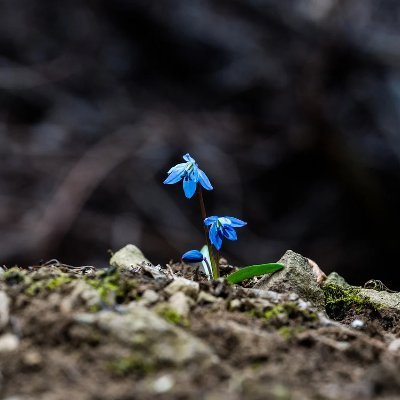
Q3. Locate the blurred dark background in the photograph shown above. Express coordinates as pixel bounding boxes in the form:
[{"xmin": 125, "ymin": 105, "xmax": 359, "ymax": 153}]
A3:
[{"xmin": 1, "ymin": 0, "xmax": 400, "ymax": 288}]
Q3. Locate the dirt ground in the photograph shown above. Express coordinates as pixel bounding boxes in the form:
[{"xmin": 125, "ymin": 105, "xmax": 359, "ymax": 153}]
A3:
[{"xmin": 0, "ymin": 261, "xmax": 400, "ymax": 400}]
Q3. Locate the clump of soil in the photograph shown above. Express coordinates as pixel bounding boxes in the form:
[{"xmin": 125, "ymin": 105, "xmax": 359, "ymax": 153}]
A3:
[{"xmin": 0, "ymin": 261, "xmax": 400, "ymax": 400}]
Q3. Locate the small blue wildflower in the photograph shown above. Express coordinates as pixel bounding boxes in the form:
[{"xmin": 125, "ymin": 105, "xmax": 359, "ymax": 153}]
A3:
[
  {"xmin": 181, "ymin": 250, "xmax": 204, "ymax": 263},
  {"xmin": 163, "ymin": 153, "xmax": 213, "ymax": 198},
  {"xmin": 204, "ymin": 216, "xmax": 247, "ymax": 250}
]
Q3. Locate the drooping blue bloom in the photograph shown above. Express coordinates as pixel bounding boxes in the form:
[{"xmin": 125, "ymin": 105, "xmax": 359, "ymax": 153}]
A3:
[
  {"xmin": 204, "ymin": 216, "xmax": 247, "ymax": 250},
  {"xmin": 164, "ymin": 153, "xmax": 213, "ymax": 198},
  {"xmin": 181, "ymin": 250, "xmax": 204, "ymax": 263}
]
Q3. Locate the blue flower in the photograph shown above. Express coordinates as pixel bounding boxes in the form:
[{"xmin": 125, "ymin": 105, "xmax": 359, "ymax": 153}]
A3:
[
  {"xmin": 163, "ymin": 153, "xmax": 213, "ymax": 198},
  {"xmin": 181, "ymin": 250, "xmax": 204, "ymax": 263},
  {"xmin": 204, "ymin": 216, "xmax": 247, "ymax": 250}
]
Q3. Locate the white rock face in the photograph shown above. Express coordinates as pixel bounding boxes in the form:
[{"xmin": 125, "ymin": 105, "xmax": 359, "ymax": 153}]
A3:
[
  {"xmin": 110, "ymin": 244, "xmax": 151, "ymax": 271},
  {"xmin": 0, "ymin": 291, "xmax": 10, "ymax": 330},
  {"xmin": 164, "ymin": 277, "xmax": 199, "ymax": 298}
]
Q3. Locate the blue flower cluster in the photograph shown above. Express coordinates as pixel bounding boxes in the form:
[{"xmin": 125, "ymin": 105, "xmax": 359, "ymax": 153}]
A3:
[
  {"xmin": 163, "ymin": 153, "xmax": 213, "ymax": 199},
  {"xmin": 163, "ymin": 152, "xmax": 247, "ymax": 268},
  {"xmin": 204, "ymin": 216, "xmax": 247, "ymax": 250}
]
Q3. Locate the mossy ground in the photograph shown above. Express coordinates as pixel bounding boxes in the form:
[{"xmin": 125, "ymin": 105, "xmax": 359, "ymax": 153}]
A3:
[
  {"xmin": 1, "ymin": 263, "xmax": 400, "ymax": 400},
  {"xmin": 323, "ymin": 283, "xmax": 381, "ymax": 320}
]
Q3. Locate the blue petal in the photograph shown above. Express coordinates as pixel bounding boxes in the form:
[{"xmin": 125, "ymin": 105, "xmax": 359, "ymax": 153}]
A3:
[
  {"xmin": 209, "ymin": 223, "xmax": 223, "ymax": 250},
  {"xmin": 198, "ymin": 169, "xmax": 213, "ymax": 190},
  {"xmin": 164, "ymin": 165, "xmax": 185, "ymax": 184},
  {"xmin": 204, "ymin": 216, "xmax": 218, "ymax": 226},
  {"xmin": 225, "ymin": 216, "xmax": 247, "ymax": 227},
  {"xmin": 168, "ymin": 163, "xmax": 187, "ymax": 174},
  {"xmin": 183, "ymin": 153, "xmax": 196, "ymax": 163},
  {"xmin": 222, "ymin": 225, "xmax": 237, "ymax": 241},
  {"xmin": 183, "ymin": 177, "xmax": 197, "ymax": 198},
  {"xmin": 182, "ymin": 250, "xmax": 204, "ymax": 263},
  {"xmin": 189, "ymin": 166, "xmax": 199, "ymax": 182}
]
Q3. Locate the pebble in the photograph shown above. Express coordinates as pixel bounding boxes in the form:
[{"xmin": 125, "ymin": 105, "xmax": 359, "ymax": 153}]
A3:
[
  {"xmin": 164, "ymin": 277, "xmax": 199, "ymax": 298},
  {"xmin": 229, "ymin": 299, "xmax": 242, "ymax": 311},
  {"xmin": 0, "ymin": 333, "xmax": 19, "ymax": 353},
  {"xmin": 153, "ymin": 375, "xmax": 175, "ymax": 393},
  {"xmin": 168, "ymin": 292, "xmax": 190, "ymax": 318},
  {"xmin": 139, "ymin": 289, "xmax": 159, "ymax": 306},
  {"xmin": 0, "ymin": 291, "xmax": 10, "ymax": 330},
  {"xmin": 351, "ymin": 319, "xmax": 365, "ymax": 329},
  {"xmin": 197, "ymin": 291, "xmax": 220, "ymax": 304},
  {"xmin": 388, "ymin": 338, "xmax": 400, "ymax": 353}
]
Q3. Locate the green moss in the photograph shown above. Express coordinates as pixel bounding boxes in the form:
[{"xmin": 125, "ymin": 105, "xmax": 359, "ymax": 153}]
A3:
[
  {"xmin": 263, "ymin": 303, "xmax": 317, "ymax": 322},
  {"xmin": 323, "ymin": 283, "xmax": 381, "ymax": 320},
  {"xmin": 277, "ymin": 326, "xmax": 305, "ymax": 340},
  {"xmin": 156, "ymin": 306, "xmax": 189, "ymax": 327},
  {"xmin": 3, "ymin": 267, "xmax": 28, "ymax": 285},
  {"xmin": 107, "ymin": 355, "xmax": 155, "ymax": 376},
  {"xmin": 85, "ymin": 269, "xmax": 138, "ymax": 305},
  {"xmin": 24, "ymin": 273, "xmax": 73, "ymax": 296}
]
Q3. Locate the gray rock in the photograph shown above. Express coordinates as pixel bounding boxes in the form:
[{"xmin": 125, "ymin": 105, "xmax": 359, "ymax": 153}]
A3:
[
  {"xmin": 138, "ymin": 289, "xmax": 159, "ymax": 306},
  {"xmin": 168, "ymin": 292, "xmax": 191, "ymax": 318},
  {"xmin": 324, "ymin": 272, "xmax": 400, "ymax": 313},
  {"xmin": 253, "ymin": 250, "xmax": 326, "ymax": 311},
  {"xmin": 0, "ymin": 291, "xmax": 10, "ymax": 330},
  {"xmin": 74, "ymin": 304, "xmax": 217, "ymax": 367},
  {"xmin": 358, "ymin": 289, "xmax": 400, "ymax": 312},
  {"xmin": 324, "ymin": 272, "xmax": 351, "ymax": 289},
  {"xmin": 164, "ymin": 277, "xmax": 199, "ymax": 299},
  {"xmin": 110, "ymin": 244, "xmax": 151, "ymax": 272}
]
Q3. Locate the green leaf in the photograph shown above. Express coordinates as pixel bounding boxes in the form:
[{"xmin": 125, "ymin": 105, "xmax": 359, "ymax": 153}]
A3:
[{"xmin": 226, "ymin": 263, "xmax": 284, "ymax": 285}]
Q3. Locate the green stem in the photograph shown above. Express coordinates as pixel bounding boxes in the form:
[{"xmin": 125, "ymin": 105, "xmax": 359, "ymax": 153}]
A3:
[{"xmin": 198, "ymin": 187, "xmax": 219, "ymax": 279}]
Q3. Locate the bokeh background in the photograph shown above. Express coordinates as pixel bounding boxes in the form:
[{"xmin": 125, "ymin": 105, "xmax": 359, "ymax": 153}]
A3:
[{"xmin": 1, "ymin": 0, "xmax": 400, "ymax": 288}]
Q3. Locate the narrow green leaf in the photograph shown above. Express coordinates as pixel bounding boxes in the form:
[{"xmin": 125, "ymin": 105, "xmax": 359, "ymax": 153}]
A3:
[{"xmin": 226, "ymin": 263, "xmax": 284, "ymax": 284}]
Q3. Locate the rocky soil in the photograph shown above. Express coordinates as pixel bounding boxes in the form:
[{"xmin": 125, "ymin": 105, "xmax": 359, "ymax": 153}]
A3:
[{"xmin": 1, "ymin": 245, "xmax": 400, "ymax": 400}]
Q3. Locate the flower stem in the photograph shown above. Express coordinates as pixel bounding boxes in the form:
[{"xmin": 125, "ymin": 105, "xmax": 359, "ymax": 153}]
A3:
[{"xmin": 198, "ymin": 187, "xmax": 219, "ymax": 279}]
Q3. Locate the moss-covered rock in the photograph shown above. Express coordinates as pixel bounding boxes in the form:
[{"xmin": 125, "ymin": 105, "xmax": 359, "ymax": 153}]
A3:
[
  {"xmin": 253, "ymin": 250, "xmax": 325, "ymax": 311},
  {"xmin": 323, "ymin": 273, "xmax": 400, "ymax": 320}
]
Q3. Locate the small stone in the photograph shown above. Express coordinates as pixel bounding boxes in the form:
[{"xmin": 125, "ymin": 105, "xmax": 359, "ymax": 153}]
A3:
[
  {"xmin": 0, "ymin": 333, "xmax": 19, "ymax": 353},
  {"xmin": 388, "ymin": 338, "xmax": 400, "ymax": 353},
  {"xmin": 229, "ymin": 299, "xmax": 242, "ymax": 311},
  {"xmin": 197, "ymin": 291, "xmax": 220, "ymax": 304},
  {"xmin": 22, "ymin": 350, "xmax": 42, "ymax": 367},
  {"xmin": 110, "ymin": 244, "xmax": 151, "ymax": 272},
  {"xmin": 153, "ymin": 375, "xmax": 175, "ymax": 393},
  {"xmin": 288, "ymin": 293, "xmax": 299, "ymax": 301},
  {"xmin": 139, "ymin": 289, "xmax": 159, "ymax": 306},
  {"xmin": 164, "ymin": 277, "xmax": 199, "ymax": 298},
  {"xmin": 168, "ymin": 292, "xmax": 191, "ymax": 318},
  {"xmin": 351, "ymin": 319, "xmax": 365, "ymax": 329},
  {"xmin": 0, "ymin": 291, "xmax": 10, "ymax": 330},
  {"xmin": 253, "ymin": 250, "xmax": 326, "ymax": 311}
]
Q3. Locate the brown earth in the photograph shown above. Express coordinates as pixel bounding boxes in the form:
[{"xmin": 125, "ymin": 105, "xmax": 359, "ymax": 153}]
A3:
[{"xmin": 0, "ymin": 261, "xmax": 400, "ymax": 400}]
